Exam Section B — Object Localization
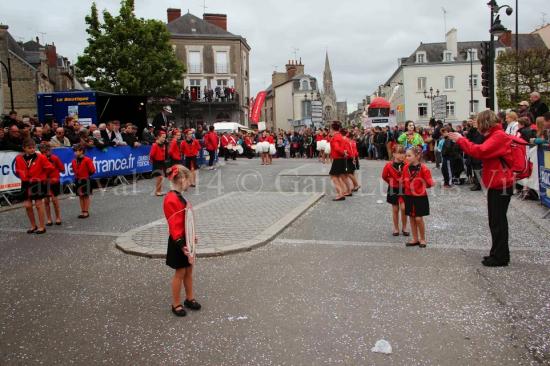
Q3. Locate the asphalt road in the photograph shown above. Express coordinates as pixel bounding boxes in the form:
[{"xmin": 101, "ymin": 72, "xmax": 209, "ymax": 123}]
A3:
[{"xmin": 1, "ymin": 158, "xmax": 549, "ymax": 365}]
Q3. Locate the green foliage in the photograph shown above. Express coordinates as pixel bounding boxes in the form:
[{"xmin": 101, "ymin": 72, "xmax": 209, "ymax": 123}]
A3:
[
  {"xmin": 76, "ymin": 0, "xmax": 185, "ymax": 97},
  {"xmin": 496, "ymin": 47, "xmax": 550, "ymax": 110}
]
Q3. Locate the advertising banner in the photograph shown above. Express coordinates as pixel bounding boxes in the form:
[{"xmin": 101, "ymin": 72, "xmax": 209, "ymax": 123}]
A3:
[
  {"xmin": 0, "ymin": 146, "xmax": 153, "ymax": 191},
  {"xmin": 0, "ymin": 151, "xmax": 22, "ymax": 192},
  {"xmin": 250, "ymin": 91, "xmax": 267, "ymax": 123},
  {"xmin": 538, "ymin": 147, "xmax": 550, "ymax": 209}
]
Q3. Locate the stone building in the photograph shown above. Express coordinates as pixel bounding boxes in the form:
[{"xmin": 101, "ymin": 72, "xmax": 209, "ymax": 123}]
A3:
[
  {"xmin": 262, "ymin": 59, "xmax": 321, "ymax": 132},
  {"xmin": 0, "ymin": 25, "xmax": 78, "ymax": 116},
  {"xmin": 166, "ymin": 9, "xmax": 251, "ymax": 127}
]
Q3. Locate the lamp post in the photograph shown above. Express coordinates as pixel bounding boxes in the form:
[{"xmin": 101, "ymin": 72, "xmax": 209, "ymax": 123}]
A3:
[
  {"xmin": 0, "ymin": 56, "xmax": 14, "ymax": 112},
  {"xmin": 487, "ymin": 0, "xmax": 513, "ymax": 110},
  {"xmin": 423, "ymin": 87, "xmax": 440, "ymax": 119}
]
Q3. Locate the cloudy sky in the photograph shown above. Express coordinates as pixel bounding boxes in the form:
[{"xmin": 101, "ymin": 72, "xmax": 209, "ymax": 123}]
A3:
[{"xmin": 1, "ymin": 0, "xmax": 547, "ymax": 110}]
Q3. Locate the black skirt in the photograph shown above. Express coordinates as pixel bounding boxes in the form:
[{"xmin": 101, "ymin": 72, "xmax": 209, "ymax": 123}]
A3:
[
  {"xmin": 152, "ymin": 160, "xmax": 166, "ymax": 177},
  {"xmin": 166, "ymin": 236, "xmax": 191, "ymax": 269},
  {"xmin": 387, "ymin": 186, "xmax": 404, "ymax": 205},
  {"xmin": 75, "ymin": 179, "xmax": 93, "ymax": 197},
  {"xmin": 21, "ymin": 181, "xmax": 47, "ymax": 201},
  {"xmin": 47, "ymin": 182, "xmax": 62, "ymax": 197},
  {"xmin": 404, "ymin": 195, "xmax": 430, "ymax": 217},
  {"xmin": 167, "ymin": 159, "xmax": 182, "ymax": 168},
  {"xmin": 329, "ymin": 158, "xmax": 348, "ymax": 176},
  {"xmin": 184, "ymin": 156, "xmax": 197, "ymax": 170},
  {"xmin": 346, "ymin": 158, "xmax": 355, "ymax": 173}
]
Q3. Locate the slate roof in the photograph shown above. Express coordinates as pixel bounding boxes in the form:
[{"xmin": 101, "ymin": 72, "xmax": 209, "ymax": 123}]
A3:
[{"xmin": 166, "ymin": 13, "xmax": 250, "ymax": 50}]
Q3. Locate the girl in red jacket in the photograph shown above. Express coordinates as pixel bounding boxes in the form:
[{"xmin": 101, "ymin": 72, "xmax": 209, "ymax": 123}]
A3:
[
  {"xmin": 150, "ymin": 131, "xmax": 167, "ymax": 196},
  {"xmin": 168, "ymin": 129, "xmax": 182, "ymax": 167},
  {"xmin": 15, "ymin": 139, "xmax": 54, "ymax": 234},
  {"xmin": 328, "ymin": 122, "xmax": 349, "ymax": 201},
  {"xmin": 448, "ymin": 110, "xmax": 515, "ymax": 267},
  {"xmin": 39, "ymin": 142, "xmax": 65, "ymax": 225},
  {"xmin": 72, "ymin": 144, "xmax": 96, "ymax": 219},
  {"xmin": 180, "ymin": 129, "xmax": 201, "ymax": 187},
  {"xmin": 164, "ymin": 165, "xmax": 201, "ymax": 317},
  {"xmin": 403, "ymin": 146, "xmax": 434, "ymax": 248},
  {"xmin": 382, "ymin": 145, "xmax": 408, "ymax": 237}
]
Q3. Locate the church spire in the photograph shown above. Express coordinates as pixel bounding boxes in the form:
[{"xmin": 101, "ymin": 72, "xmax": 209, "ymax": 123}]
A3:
[{"xmin": 322, "ymin": 52, "xmax": 337, "ymax": 122}]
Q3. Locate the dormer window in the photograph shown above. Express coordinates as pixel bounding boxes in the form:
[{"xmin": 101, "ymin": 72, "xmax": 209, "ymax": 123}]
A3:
[
  {"xmin": 444, "ymin": 51, "xmax": 453, "ymax": 62},
  {"xmin": 467, "ymin": 49, "xmax": 478, "ymax": 61},
  {"xmin": 416, "ymin": 51, "xmax": 427, "ymax": 63},
  {"xmin": 301, "ymin": 79, "xmax": 310, "ymax": 91}
]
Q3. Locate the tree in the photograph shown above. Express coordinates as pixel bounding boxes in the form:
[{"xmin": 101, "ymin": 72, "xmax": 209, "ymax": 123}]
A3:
[
  {"xmin": 496, "ymin": 47, "xmax": 550, "ymax": 110},
  {"xmin": 76, "ymin": 0, "xmax": 185, "ymax": 97}
]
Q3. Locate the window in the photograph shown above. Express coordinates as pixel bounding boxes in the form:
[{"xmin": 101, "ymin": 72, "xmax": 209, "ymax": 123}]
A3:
[
  {"xmin": 216, "ymin": 79, "xmax": 229, "ymax": 87},
  {"xmin": 446, "ymin": 101, "xmax": 456, "ymax": 117},
  {"xmin": 417, "ymin": 77, "xmax": 427, "ymax": 91},
  {"xmin": 302, "ymin": 100, "xmax": 312, "ymax": 118},
  {"xmin": 467, "ymin": 49, "xmax": 478, "ymax": 61},
  {"xmin": 469, "ymin": 74, "xmax": 479, "ymax": 89},
  {"xmin": 444, "ymin": 51, "xmax": 452, "ymax": 62},
  {"xmin": 301, "ymin": 80, "xmax": 310, "ymax": 91},
  {"xmin": 188, "ymin": 51, "xmax": 202, "ymax": 73},
  {"xmin": 470, "ymin": 100, "xmax": 480, "ymax": 114},
  {"xmin": 215, "ymin": 51, "xmax": 228, "ymax": 74},
  {"xmin": 418, "ymin": 103, "xmax": 428, "ymax": 118},
  {"xmin": 445, "ymin": 76, "xmax": 455, "ymax": 90},
  {"xmin": 416, "ymin": 52, "xmax": 425, "ymax": 63},
  {"xmin": 189, "ymin": 79, "xmax": 201, "ymax": 87}
]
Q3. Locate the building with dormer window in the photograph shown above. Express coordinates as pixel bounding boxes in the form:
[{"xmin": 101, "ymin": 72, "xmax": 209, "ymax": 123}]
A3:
[{"xmin": 165, "ymin": 9, "xmax": 251, "ymax": 126}]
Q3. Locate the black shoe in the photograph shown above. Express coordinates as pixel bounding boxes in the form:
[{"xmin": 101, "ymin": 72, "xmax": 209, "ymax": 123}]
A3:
[
  {"xmin": 402, "ymin": 231, "xmax": 410, "ymax": 237},
  {"xmin": 482, "ymin": 257, "xmax": 508, "ymax": 267},
  {"xmin": 406, "ymin": 242, "xmax": 420, "ymax": 247},
  {"xmin": 171, "ymin": 304, "xmax": 187, "ymax": 317},
  {"xmin": 46, "ymin": 222, "xmax": 53, "ymax": 227},
  {"xmin": 184, "ymin": 299, "xmax": 202, "ymax": 311},
  {"xmin": 35, "ymin": 229, "xmax": 46, "ymax": 235},
  {"xmin": 470, "ymin": 185, "xmax": 482, "ymax": 191},
  {"xmin": 27, "ymin": 227, "xmax": 37, "ymax": 234}
]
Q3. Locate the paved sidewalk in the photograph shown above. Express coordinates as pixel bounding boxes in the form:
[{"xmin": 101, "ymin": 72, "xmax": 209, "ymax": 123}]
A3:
[
  {"xmin": 279, "ymin": 162, "xmax": 331, "ymax": 176},
  {"xmin": 116, "ymin": 191, "xmax": 324, "ymax": 257}
]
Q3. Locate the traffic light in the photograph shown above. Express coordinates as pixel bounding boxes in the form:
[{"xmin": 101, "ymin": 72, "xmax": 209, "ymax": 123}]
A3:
[{"xmin": 479, "ymin": 42, "xmax": 490, "ymax": 98}]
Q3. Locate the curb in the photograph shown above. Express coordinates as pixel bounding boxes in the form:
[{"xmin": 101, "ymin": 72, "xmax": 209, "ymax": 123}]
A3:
[
  {"xmin": 509, "ymin": 197, "xmax": 550, "ymax": 237},
  {"xmin": 116, "ymin": 192, "xmax": 324, "ymax": 258}
]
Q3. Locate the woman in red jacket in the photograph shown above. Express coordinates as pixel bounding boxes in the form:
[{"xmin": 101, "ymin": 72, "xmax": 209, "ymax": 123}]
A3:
[
  {"xmin": 328, "ymin": 121, "xmax": 349, "ymax": 201},
  {"xmin": 180, "ymin": 129, "xmax": 201, "ymax": 187},
  {"xmin": 150, "ymin": 131, "xmax": 167, "ymax": 196},
  {"xmin": 448, "ymin": 110, "xmax": 515, "ymax": 267},
  {"xmin": 163, "ymin": 165, "xmax": 201, "ymax": 316},
  {"xmin": 39, "ymin": 142, "xmax": 65, "ymax": 225},
  {"xmin": 403, "ymin": 146, "xmax": 434, "ymax": 248},
  {"xmin": 382, "ymin": 145, "xmax": 408, "ymax": 236},
  {"xmin": 203, "ymin": 126, "xmax": 219, "ymax": 170},
  {"xmin": 168, "ymin": 129, "xmax": 182, "ymax": 167},
  {"xmin": 15, "ymin": 139, "xmax": 54, "ymax": 234},
  {"xmin": 72, "ymin": 144, "xmax": 96, "ymax": 219}
]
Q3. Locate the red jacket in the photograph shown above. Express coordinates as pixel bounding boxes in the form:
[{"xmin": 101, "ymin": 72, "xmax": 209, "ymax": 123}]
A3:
[
  {"xmin": 456, "ymin": 125, "xmax": 514, "ymax": 189},
  {"xmin": 181, "ymin": 139, "xmax": 201, "ymax": 157},
  {"xmin": 403, "ymin": 163, "xmax": 434, "ymax": 196},
  {"xmin": 204, "ymin": 131, "xmax": 219, "ymax": 151},
  {"xmin": 221, "ymin": 135, "xmax": 230, "ymax": 147},
  {"xmin": 382, "ymin": 161, "xmax": 404, "ymax": 189},
  {"xmin": 348, "ymin": 139, "xmax": 358, "ymax": 158},
  {"xmin": 244, "ymin": 136, "xmax": 252, "ymax": 148},
  {"xmin": 168, "ymin": 139, "xmax": 182, "ymax": 161},
  {"xmin": 150, "ymin": 143, "xmax": 166, "ymax": 162},
  {"xmin": 15, "ymin": 153, "xmax": 54, "ymax": 183},
  {"xmin": 163, "ymin": 191, "xmax": 186, "ymax": 241},
  {"xmin": 330, "ymin": 132, "xmax": 346, "ymax": 159},
  {"xmin": 315, "ymin": 134, "xmax": 324, "ymax": 142},
  {"xmin": 72, "ymin": 156, "xmax": 96, "ymax": 180},
  {"xmin": 46, "ymin": 154, "xmax": 65, "ymax": 183}
]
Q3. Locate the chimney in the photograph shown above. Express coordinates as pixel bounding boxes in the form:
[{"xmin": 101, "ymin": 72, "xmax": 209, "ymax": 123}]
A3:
[
  {"xmin": 499, "ymin": 30, "xmax": 512, "ymax": 47},
  {"xmin": 295, "ymin": 58, "xmax": 305, "ymax": 76},
  {"xmin": 203, "ymin": 13, "xmax": 227, "ymax": 31},
  {"xmin": 286, "ymin": 60, "xmax": 297, "ymax": 79},
  {"xmin": 167, "ymin": 8, "xmax": 181, "ymax": 23},
  {"xmin": 445, "ymin": 28, "xmax": 458, "ymax": 58},
  {"xmin": 46, "ymin": 43, "xmax": 57, "ymax": 67}
]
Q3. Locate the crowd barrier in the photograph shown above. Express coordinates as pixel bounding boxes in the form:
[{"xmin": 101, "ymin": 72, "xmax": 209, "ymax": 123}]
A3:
[
  {"xmin": 538, "ymin": 146, "xmax": 550, "ymax": 210},
  {"xmin": 0, "ymin": 146, "xmax": 153, "ymax": 192}
]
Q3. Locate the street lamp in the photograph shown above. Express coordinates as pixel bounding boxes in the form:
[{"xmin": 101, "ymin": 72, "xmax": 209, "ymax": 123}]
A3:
[
  {"xmin": 423, "ymin": 87, "xmax": 440, "ymax": 118},
  {"xmin": 486, "ymin": 0, "xmax": 513, "ymax": 110},
  {"xmin": 0, "ymin": 57, "xmax": 14, "ymax": 112}
]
